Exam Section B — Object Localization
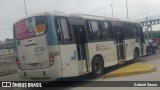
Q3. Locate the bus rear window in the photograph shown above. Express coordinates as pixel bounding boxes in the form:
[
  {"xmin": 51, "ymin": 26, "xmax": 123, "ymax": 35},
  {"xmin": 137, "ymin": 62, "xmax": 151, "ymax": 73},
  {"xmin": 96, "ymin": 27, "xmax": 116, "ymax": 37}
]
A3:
[{"xmin": 14, "ymin": 16, "xmax": 47, "ymax": 40}]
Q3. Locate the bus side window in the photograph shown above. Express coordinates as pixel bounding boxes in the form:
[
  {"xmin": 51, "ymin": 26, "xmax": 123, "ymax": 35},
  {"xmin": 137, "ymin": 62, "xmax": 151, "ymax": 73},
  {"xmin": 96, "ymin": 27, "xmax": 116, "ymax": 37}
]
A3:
[
  {"xmin": 111, "ymin": 21, "xmax": 124, "ymax": 41},
  {"xmin": 103, "ymin": 22, "xmax": 112, "ymax": 40},
  {"xmin": 56, "ymin": 18, "xmax": 72, "ymax": 43},
  {"xmin": 128, "ymin": 23, "xmax": 133, "ymax": 38},
  {"xmin": 132, "ymin": 24, "xmax": 138, "ymax": 38},
  {"xmin": 123, "ymin": 22, "xmax": 130, "ymax": 39},
  {"xmin": 55, "ymin": 18, "xmax": 63, "ymax": 42},
  {"xmin": 137, "ymin": 24, "xmax": 145, "ymax": 43},
  {"xmin": 90, "ymin": 21, "xmax": 101, "ymax": 40},
  {"xmin": 86, "ymin": 21, "xmax": 93, "ymax": 41},
  {"xmin": 99, "ymin": 21, "xmax": 106, "ymax": 40}
]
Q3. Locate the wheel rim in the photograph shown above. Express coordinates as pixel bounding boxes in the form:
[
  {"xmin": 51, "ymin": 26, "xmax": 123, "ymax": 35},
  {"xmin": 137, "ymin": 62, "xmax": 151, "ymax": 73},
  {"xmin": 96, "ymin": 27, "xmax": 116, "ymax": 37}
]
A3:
[
  {"xmin": 95, "ymin": 62, "xmax": 101, "ymax": 74},
  {"xmin": 134, "ymin": 50, "xmax": 138, "ymax": 61}
]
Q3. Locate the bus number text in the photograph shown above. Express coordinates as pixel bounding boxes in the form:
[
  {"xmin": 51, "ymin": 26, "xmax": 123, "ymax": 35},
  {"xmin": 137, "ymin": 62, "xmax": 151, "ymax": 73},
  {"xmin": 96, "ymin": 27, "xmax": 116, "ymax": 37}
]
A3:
[{"xmin": 34, "ymin": 47, "xmax": 45, "ymax": 52}]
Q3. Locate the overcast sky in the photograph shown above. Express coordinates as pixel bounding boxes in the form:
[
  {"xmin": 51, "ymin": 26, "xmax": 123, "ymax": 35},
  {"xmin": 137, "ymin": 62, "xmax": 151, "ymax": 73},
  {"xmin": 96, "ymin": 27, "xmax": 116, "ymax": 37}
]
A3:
[{"xmin": 0, "ymin": 0, "xmax": 160, "ymax": 41}]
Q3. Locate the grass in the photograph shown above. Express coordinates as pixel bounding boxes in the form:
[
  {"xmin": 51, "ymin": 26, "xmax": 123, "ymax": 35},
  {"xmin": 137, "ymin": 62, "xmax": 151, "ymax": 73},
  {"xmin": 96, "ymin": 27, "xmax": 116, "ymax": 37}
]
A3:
[{"xmin": 0, "ymin": 70, "xmax": 17, "ymax": 77}]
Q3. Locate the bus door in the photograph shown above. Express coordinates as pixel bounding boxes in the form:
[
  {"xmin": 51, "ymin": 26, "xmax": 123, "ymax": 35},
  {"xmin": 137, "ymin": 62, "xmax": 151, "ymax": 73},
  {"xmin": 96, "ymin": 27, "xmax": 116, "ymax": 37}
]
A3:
[
  {"xmin": 137, "ymin": 24, "xmax": 145, "ymax": 56},
  {"xmin": 69, "ymin": 18, "xmax": 88, "ymax": 74},
  {"xmin": 72, "ymin": 25, "xmax": 88, "ymax": 74},
  {"xmin": 112, "ymin": 22, "xmax": 125, "ymax": 62}
]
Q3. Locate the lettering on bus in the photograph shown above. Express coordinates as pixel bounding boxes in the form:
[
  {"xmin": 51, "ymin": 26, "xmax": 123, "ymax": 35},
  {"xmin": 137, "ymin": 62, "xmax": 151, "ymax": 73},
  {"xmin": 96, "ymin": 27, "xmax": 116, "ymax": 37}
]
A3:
[
  {"xmin": 96, "ymin": 44, "xmax": 110, "ymax": 51},
  {"xmin": 35, "ymin": 53, "xmax": 44, "ymax": 56},
  {"xmin": 130, "ymin": 42, "xmax": 136, "ymax": 47},
  {"xmin": 34, "ymin": 47, "xmax": 45, "ymax": 52}
]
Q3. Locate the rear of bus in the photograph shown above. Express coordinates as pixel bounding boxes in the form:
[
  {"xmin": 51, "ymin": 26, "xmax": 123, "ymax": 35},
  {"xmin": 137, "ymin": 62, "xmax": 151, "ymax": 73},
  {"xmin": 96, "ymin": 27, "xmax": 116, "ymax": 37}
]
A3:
[{"xmin": 13, "ymin": 15, "xmax": 62, "ymax": 79}]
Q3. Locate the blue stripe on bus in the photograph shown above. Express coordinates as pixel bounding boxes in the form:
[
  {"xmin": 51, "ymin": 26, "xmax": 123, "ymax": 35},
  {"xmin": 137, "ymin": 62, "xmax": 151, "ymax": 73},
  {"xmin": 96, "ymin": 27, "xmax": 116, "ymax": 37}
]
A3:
[
  {"xmin": 71, "ymin": 50, "xmax": 77, "ymax": 60},
  {"xmin": 46, "ymin": 16, "xmax": 58, "ymax": 46}
]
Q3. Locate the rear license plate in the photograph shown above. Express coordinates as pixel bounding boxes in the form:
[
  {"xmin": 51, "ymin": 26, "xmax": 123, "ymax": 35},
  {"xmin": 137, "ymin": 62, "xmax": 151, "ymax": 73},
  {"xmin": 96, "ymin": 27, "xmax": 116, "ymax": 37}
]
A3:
[{"xmin": 31, "ymin": 63, "xmax": 39, "ymax": 67}]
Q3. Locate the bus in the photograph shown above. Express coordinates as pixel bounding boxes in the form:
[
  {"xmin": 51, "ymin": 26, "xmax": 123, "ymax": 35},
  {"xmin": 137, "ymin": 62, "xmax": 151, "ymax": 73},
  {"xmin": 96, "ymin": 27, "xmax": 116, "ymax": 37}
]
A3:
[{"xmin": 13, "ymin": 12, "xmax": 147, "ymax": 80}]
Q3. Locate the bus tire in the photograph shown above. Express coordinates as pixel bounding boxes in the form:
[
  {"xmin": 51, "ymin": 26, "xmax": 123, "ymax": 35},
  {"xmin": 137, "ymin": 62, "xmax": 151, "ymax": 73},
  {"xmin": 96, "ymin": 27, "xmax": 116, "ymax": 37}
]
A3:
[
  {"xmin": 92, "ymin": 57, "xmax": 104, "ymax": 77},
  {"xmin": 133, "ymin": 48, "xmax": 139, "ymax": 62}
]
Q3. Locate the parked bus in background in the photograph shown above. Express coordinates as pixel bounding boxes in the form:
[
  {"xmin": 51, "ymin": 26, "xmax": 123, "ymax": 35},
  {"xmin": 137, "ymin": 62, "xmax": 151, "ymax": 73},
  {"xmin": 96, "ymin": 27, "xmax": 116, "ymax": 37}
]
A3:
[{"xmin": 13, "ymin": 12, "xmax": 147, "ymax": 80}]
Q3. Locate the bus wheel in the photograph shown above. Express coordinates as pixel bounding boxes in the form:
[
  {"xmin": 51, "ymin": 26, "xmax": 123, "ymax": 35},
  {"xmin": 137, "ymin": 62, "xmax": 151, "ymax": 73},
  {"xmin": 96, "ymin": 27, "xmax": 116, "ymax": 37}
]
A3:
[
  {"xmin": 92, "ymin": 57, "xmax": 104, "ymax": 77},
  {"xmin": 134, "ymin": 49, "xmax": 139, "ymax": 62}
]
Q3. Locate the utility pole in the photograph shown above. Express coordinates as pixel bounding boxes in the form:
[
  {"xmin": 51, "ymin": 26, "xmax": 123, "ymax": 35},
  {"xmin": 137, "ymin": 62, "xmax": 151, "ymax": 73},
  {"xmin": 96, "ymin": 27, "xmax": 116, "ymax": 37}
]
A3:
[
  {"xmin": 146, "ymin": 12, "xmax": 149, "ymax": 40},
  {"xmin": 110, "ymin": 3, "xmax": 113, "ymax": 17},
  {"xmin": 150, "ymin": 18, "xmax": 153, "ymax": 39},
  {"xmin": 24, "ymin": 0, "xmax": 27, "ymax": 16},
  {"xmin": 126, "ymin": 0, "xmax": 129, "ymax": 20}
]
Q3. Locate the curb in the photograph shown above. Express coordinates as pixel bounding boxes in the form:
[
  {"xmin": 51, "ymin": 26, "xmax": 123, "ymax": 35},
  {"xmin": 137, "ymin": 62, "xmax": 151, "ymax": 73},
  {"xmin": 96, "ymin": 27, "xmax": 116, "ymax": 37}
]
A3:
[{"xmin": 103, "ymin": 63, "xmax": 156, "ymax": 78}]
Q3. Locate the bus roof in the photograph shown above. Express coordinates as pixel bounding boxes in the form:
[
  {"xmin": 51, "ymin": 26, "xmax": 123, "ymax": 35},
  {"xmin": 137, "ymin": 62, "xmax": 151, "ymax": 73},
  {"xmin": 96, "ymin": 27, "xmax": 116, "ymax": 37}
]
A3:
[
  {"xmin": 14, "ymin": 11, "xmax": 140, "ymax": 24},
  {"xmin": 14, "ymin": 12, "xmax": 69, "ymax": 24},
  {"xmin": 14, "ymin": 12, "xmax": 122, "ymax": 24}
]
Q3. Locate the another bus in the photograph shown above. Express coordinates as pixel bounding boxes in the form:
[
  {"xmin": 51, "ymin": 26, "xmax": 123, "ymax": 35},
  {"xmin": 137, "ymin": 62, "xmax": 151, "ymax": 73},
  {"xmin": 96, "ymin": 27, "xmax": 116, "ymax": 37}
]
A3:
[{"xmin": 13, "ymin": 12, "xmax": 147, "ymax": 80}]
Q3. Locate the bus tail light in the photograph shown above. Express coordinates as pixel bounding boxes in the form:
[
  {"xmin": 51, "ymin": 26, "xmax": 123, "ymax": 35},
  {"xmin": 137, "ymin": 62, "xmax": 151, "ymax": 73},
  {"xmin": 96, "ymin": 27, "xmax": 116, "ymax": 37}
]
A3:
[
  {"xmin": 16, "ymin": 58, "xmax": 21, "ymax": 69},
  {"xmin": 50, "ymin": 52, "xmax": 54, "ymax": 66}
]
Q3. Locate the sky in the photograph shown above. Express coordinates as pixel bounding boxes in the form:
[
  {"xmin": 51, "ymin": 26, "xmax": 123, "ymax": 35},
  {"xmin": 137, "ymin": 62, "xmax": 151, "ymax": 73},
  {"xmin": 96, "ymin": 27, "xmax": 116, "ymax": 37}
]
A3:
[{"xmin": 1, "ymin": 0, "xmax": 160, "ymax": 41}]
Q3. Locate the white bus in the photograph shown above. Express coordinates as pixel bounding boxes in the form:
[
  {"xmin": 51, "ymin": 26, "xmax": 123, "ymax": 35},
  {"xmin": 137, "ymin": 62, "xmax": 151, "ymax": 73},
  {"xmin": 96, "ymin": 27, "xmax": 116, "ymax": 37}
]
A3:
[{"xmin": 13, "ymin": 12, "xmax": 147, "ymax": 80}]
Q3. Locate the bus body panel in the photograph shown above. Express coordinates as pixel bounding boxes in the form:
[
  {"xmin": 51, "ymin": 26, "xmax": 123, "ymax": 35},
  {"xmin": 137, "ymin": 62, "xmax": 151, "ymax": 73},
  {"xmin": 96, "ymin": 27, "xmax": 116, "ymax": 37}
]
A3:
[
  {"xmin": 59, "ymin": 44, "xmax": 89, "ymax": 77},
  {"xmin": 124, "ymin": 39, "xmax": 141, "ymax": 61},
  {"xmin": 17, "ymin": 45, "xmax": 62, "ymax": 79},
  {"xmin": 59, "ymin": 44, "xmax": 79, "ymax": 77},
  {"xmin": 17, "ymin": 35, "xmax": 50, "ymax": 70},
  {"xmin": 142, "ymin": 43, "xmax": 147, "ymax": 56},
  {"xmin": 15, "ymin": 16, "xmax": 63, "ymax": 79},
  {"xmin": 87, "ymin": 41, "xmax": 118, "ymax": 68},
  {"xmin": 17, "ymin": 63, "xmax": 61, "ymax": 79}
]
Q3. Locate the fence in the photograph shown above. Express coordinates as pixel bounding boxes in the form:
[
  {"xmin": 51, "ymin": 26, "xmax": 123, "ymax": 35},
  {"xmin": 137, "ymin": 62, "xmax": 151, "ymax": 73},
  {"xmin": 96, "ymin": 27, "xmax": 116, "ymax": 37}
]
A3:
[{"xmin": 0, "ymin": 53, "xmax": 15, "ymax": 66}]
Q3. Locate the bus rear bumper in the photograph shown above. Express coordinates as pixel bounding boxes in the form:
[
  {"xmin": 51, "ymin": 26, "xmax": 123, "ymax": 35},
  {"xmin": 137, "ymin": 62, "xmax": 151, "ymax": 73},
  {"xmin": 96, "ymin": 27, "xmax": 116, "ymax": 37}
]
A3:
[{"xmin": 17, "ymin": 65, "xmax": 61, "ymax": 80}]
